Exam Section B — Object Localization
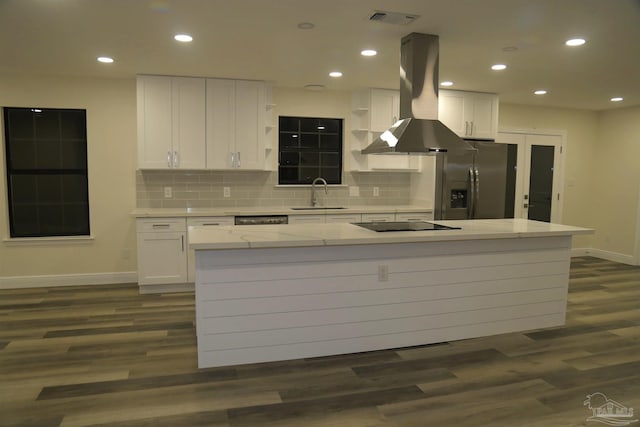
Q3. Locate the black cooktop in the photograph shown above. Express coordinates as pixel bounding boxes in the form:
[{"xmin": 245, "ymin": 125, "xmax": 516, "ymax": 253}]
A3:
[{"xmin": 353, "ymin": 221, "xmax": 461, "ymax": 232}]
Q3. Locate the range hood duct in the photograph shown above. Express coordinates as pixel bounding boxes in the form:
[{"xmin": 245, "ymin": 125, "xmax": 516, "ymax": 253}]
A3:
[{"xmin": 361, "ymin": 33, "xmax": 473, "ymax": 156}]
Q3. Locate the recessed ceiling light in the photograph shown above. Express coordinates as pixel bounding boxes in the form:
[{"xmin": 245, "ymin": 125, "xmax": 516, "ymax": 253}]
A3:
[
  {"xmin": 304, "ymin": 84, "xmax": 325, "ymax": 91},
  {"xmin": 174, "ymin": 34, "xmax": 193, "ymax": 42},
  {"xmin": 610, "ymin": 97, "xmax": 624, "ymax": 102},
  {"xmin": 440, "ymin": 81, "xmax": 454, "ymax": 87},
  {"xmin": 97, "ymin": 56, "xmax": 114, "ymax": 63},
  {"xmin": 565, "ymin": 38, "xmax": 586, "ymax": 46},
  {"xmin": 329, "ymin": 71, "xmax": 343, "ymax": 78},
  {"xmin": 361, "ymin": 49, "xmax": 377, "ymax": 57},
  {"xmin": 297, "ymin": 22, "xmax": 315, "ymax": 30},
  {"xmin": 534, "ymin": 90, "xmax": 548, "ymax": 95},
  {"xmin": 491, "ymin": 64, "xmax": 507, "ymax": 71}
]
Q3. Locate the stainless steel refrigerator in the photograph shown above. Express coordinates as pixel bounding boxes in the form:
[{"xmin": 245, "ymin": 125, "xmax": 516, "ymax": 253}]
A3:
[{"xmin": 433, "ymin": 141, "xmax": 517, "ymax": 220}]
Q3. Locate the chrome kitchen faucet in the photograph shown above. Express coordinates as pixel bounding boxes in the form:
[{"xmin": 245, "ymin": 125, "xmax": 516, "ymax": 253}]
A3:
[{"xmin": 311, "ymin": 177, "xmax": 328, "ymax": 207}]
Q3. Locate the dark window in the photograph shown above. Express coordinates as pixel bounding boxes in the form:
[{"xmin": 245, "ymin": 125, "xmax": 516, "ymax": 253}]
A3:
[
  {"xmin": 3, "ymin": 107, "xmax": 90, "ymax": 237},
  {"xmin": 278, "ymin": 116, "xmax": 343, "ymax": 185}
]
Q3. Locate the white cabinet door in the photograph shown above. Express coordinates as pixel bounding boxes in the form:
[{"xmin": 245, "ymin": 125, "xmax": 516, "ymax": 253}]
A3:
[
  {"xmin": 438, "ymin": 90, "xmax": 466, "ymax": 137},
  {"xmin": 468, "ymin": 92, "xmax": 498, "ymax": 140},
  {"xmin": 370, "ymin": 89, "xmax": 399, "ymax": 132},
  {"xmin": 172, "ymin": 77, "xmax": 206, "ymax": 169},
  {"xmin": 288, "ymin": 215, "xmax": 325, "ymax": 224},
  {"xmin": 136, "ymin": 218, "xmax": 188, "ymax": 285},
  {"xmin": 235, "ymin": 80, "xmax": 266, "ymax": 170},
  {"xmin": 186, "ymin": 216, "xmax": 234, "ymax": 282},
  {"xmin": 137, "ymin": 76, "xmax": 206, "ymax": 169},
  {"xmin": 137, "ymin": 76, "xmax": 173, "ymax": 169},
  {"xmin": 361, "ymin": 213, "xmax": 395, "ymax": 222},
  {"xmin": 206, "ymin": 78, "xmax": 236, "ymax": 169},
  {"xmin": 206, "ymin": 79, "xmax": 266, "ymax": 170},
  {"xmin": 439, "ymin": 90, "xmax": 498, "ymax": 140}
]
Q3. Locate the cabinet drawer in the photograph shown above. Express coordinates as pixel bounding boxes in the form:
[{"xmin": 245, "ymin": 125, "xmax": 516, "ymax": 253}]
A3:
[
  {"xmin": 187, "ymin": 216, "xmax": 234, "ymax": 227},
  {"xmin": 395, "ymin": 212, "xmax": 433, "ymax": 221},
  {"xmin": 361, "ymin": 213, "xmax": 395, "ymax": 222},
  {"xmin": 325, "ymin": 214, "xmax": 361, "ymax": 224},
  {"xmin": 289, "ymin": 215, "xmax": 325, "ymax": 224},
  {"xmin": 137, "ymin": 218, "xmax": 186, "ymax": 232}
]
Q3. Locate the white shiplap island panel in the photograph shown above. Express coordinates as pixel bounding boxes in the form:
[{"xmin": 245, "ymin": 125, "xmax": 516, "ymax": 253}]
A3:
[{"xmin": 191, "ymin": 220, "xmax": 592, "ymax": 368}]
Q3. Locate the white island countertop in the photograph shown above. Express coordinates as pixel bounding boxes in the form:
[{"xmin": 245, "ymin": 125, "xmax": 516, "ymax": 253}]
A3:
[{"xmin": 188, "ymin": 219, "xmax": 593, "ymax": 250}]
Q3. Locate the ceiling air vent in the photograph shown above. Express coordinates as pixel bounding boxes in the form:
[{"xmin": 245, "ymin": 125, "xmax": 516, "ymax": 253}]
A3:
[{"xmin": 368, "ymin": 10, "xmax": 419, "ymax": 25}]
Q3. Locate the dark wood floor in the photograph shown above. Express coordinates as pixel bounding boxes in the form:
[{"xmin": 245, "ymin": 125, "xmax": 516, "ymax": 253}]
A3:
[{"xmin": 1, "ymin": 256, "xmax": 639, "ymax": 427}]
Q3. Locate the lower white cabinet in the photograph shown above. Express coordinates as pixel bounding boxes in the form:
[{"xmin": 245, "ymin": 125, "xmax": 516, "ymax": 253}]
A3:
[
  {"xmin": 136, "ymin": 218, "xmax": 187, "ymax": 286},
  {"xmin": 361, "ymin": 213, "xmax": 395, "ymax": 222},
  {"xmin": 187, "ymin": 217, "xmax": 234, "ymax": 282},
  {"xmin": 395, "ymin": 212, "xmax": 434, "ymax": 221}
]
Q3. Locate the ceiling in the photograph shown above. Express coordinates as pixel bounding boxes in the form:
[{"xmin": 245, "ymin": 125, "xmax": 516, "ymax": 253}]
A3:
[{"xmin": 1, "ymin": 0, "xmax": 639, "ymax": 111}]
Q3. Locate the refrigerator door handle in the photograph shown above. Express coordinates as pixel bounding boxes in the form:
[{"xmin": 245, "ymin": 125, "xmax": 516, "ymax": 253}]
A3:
[
  {"xmin": 467, "ymin": 168, "xmax": 475, "ymax": 219},
  {"xmin": 473, "ymin": 168, "xmax": 480, "ymax": 218}
]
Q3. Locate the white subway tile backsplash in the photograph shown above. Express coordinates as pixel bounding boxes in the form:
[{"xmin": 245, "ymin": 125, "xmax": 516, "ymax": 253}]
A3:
[{"xmin": 136, "ymin": 170, "xmax": 410, "ymax": 209}]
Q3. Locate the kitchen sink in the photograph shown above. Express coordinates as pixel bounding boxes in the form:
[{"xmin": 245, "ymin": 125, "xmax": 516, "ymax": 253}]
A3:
[{"xmin": 290, "ymin": 207, "xmax": 346, "ymax": 210}]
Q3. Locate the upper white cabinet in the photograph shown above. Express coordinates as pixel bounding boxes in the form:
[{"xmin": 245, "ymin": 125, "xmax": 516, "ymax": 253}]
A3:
[
  {"xmin": 350, "ymin": 88, "xmax": 420, "ymax": 172},
  {"xmin": 438, "ymin": 90, "xmax": 499, "ymax": 140},
  {"xmin": 137, "ymin": 76, "xmax": 206, "ymax": 169},
  {"xmin": 206, "ymin": 78, "xmax": 267, "ymax": 170}
]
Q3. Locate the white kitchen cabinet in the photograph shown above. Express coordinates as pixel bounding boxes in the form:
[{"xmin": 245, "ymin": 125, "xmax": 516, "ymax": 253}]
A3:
[
  {"xmin": 137, "ymin": 76, "xmax": 206, "ymax": 169},
  {"xmin": 288, "ymin": 214, "xmax": 326, "ymax": 224},
  {"xmin": 206, "ymin": 78, "xmax": 267, "ymax": 170},
  {"xmin": 350, "ymin": 88, "xmax": 420, "ymax": 172},
  {"xmin": 438, "ymin": 90, "xmax": 498, "ymax": 140},
  {"xmin": 361, "ymin": 213, "xmax": 395, "ymax": 222},
  {"xmin": 186, "ymin": 216, "xmax": 235, "ymax": 282},
  {"xmin": 370, "ymin": 89, "xmax": 400, "ymax": 132},
  {"xmin": 395, "ymin": 212, "xmax": 434, "ymax": 221},
  {"xmin": 136, "ymin": 218, "xmax": 188, "ymax": 286}
]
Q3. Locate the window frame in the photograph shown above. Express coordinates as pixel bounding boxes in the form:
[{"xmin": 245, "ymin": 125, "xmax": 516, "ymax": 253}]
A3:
[
  {"xmin": 3, "ymin": 106, "xmax": 91, "ymax": 238},
  {"xmin": 277, "ymin": 115, "xmax": 344, "ymax": 186}
]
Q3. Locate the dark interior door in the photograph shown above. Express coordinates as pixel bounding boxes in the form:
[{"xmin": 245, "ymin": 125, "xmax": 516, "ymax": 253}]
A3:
[{"xmin": 528, "ymin": 145, "xmax": 554, "ymax": 222}]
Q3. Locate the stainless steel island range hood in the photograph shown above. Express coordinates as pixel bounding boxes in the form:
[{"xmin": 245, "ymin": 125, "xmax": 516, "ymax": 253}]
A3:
[{"xmin": 362, "ymin": 33, "xmax": 473, "ymax": 155}]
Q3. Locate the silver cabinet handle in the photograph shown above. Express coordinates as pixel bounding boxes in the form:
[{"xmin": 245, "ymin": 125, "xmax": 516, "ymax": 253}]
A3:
[
  {"xmin": 237, "ymin": 152, "xmax": 241, "ymax": 168},
  {"xmin": 465, "ymin": 121, "xmax": 469, "ymax": 136},
  {"xmin": 173, "ymin": 151, "xmax": 179, "ymax": 168},
  {"xmin": 470, "ymin": 121, "xmax": 474, "ymax": 135},
  {"xmin": 230, "ymin": 152, "xmax": 235, "ymax": 168},
  {"xmin": 167, "ymin": 151, "xmax": 171, "ymax": 168},
  {"xmin": 181, "ymin": 235, "xmax": 184, "ymax": 252},
  {"xmin": 201, "ymin": 223, "xmax": 220, "ymax": 226},
  {"xmin": 152, "ymin": 224, "xmax": 171, "ymax": 229}
]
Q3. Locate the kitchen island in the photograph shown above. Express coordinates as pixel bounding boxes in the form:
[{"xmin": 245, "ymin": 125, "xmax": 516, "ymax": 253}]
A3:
[{"xmin": 189, "ymin": 219, "xmax": 592, "ymax": 368}]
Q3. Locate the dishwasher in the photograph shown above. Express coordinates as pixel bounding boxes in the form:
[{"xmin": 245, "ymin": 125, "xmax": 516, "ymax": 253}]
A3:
[{"xmin": 234, "ymin": 215, "xmax": 289, "ymax": 225}]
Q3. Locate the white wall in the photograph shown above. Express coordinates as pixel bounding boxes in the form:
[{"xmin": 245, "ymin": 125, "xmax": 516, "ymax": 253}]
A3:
[
  {"xmin": 591, "ymin": 106, "xmax": 640, "ymax": 261},
  {"xmin": 0, "ymin": 74, "xmax": 138, "ymax": 284}
]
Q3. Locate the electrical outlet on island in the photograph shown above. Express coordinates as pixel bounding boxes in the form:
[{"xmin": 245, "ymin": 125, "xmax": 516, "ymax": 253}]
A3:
[
  {"xmin": 349, "ymin": 186, "xmax": 360, "ymax": 197},
  {"xmin": 223, "ymin": 187, "xmax": 231, "ymax": 198}
]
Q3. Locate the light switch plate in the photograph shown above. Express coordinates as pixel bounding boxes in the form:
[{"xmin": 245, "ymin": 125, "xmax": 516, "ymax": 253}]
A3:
[
  {"xmin": 223, "ymin": 187, "xmax": 231, "ymax": 198},
  {"xmin": 373, "ymin": 186, "xmax": 380, "ymax": 197},
  {"xmin": 349, "ymin": 186, "xmax": 360, "ymax": 197},
  {"xmin": 164, "ymin": 186, "xmax": 172, "ymax": 198}
]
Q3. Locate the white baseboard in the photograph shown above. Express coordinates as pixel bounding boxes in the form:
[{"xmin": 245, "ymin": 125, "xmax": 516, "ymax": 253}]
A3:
[
  {"xmin": 572, "ymin": 247, "xmax": 636, "ymax": 265},
  {"xmin": 0, "ymin": 271, "xmax": 138, "ymax": 289}
]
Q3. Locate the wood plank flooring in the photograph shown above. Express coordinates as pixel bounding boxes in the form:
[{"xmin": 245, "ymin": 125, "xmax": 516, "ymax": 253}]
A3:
[{"xmin": 1, "ymin": 256, "xmax": 639, "ymax": 426}]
